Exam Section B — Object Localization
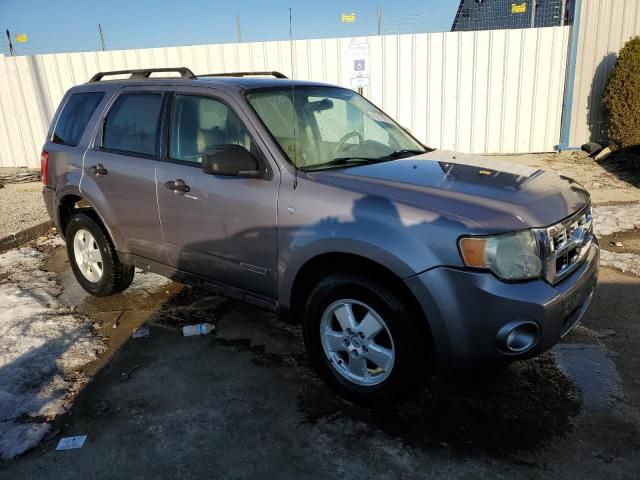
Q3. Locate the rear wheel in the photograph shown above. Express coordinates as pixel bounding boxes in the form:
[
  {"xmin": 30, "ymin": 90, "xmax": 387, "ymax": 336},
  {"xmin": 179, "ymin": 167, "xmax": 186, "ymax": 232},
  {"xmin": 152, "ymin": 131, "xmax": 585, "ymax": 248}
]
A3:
[
  {"xmin": 303, "ymin": 273, "xmax": 431, "ymax": 405},
  {"xmin": 66, "ymin": 212, "xmax": 134, "ymax": 296}
]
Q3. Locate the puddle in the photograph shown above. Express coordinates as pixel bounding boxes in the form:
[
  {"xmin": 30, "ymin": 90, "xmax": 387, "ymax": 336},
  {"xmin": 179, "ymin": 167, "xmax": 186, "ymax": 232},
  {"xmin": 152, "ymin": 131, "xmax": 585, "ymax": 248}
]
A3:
[
  {"xmin": 553, "ymin": 343, "xmax": 622, "ymax": 409},
  {"xmin": 150, "ymin": 288, "xmax": 227, "ymax": 330},
  {"xmin": 44, "ymin": 247, "xmax": 180, "ymax": 314},
  {"xmin": 296, "ymin": 353, "xmax": 582, "ymax": 454},
  {"xmin": 294, "ymin": 344, "xmax": 625, "ymax": 455}
]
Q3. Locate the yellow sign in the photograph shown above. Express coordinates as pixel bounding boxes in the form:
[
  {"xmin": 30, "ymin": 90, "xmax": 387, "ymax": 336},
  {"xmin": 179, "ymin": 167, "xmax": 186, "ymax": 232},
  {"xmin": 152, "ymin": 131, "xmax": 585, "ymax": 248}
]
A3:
[
  {"xmin": 512, "ymin": 3, "xmax": 527, "ymax": 14},
  {"xmin": 15, "ymin": 33, "xmax": 28, "ymax": 43},
  {"xmin": 341, "ymin": 13, "xmax": 356, "ymax": 23}
]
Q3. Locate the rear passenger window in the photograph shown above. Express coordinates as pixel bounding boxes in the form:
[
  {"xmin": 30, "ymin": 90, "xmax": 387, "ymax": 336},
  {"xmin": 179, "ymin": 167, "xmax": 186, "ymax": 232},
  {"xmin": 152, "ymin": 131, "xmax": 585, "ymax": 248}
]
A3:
[
  {"xmin": 102, "ymin": 93, "xmax": 162, "ymax": 156},
  {"xmin": 52, "ymin": 92, "xmax": 104, "ymax": 146}
]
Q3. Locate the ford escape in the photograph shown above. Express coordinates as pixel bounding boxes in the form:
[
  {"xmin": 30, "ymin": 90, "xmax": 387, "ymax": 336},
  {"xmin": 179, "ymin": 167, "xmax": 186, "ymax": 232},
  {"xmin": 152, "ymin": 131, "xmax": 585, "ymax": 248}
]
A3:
[{"xmin": 41, "ymin": 68, "xmax": 599, "ymax": 404}]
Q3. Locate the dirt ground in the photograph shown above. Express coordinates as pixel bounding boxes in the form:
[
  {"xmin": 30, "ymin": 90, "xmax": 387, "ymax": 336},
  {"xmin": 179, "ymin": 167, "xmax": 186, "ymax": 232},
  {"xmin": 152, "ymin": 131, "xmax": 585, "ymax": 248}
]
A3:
[
  {"xmin": 0, "ymin": 238, "xmax": 638, "ymax": 479},
  {"xmin": 497, "ymin": 150, "xmax": 640, "ymax": 205}
]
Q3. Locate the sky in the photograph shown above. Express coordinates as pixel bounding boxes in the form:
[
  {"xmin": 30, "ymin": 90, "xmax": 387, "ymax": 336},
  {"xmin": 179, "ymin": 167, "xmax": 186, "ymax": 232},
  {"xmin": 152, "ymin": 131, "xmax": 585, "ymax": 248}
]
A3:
[{"xmin": 0, "ymin": 0, "xmax": 461, "ymax": 56}]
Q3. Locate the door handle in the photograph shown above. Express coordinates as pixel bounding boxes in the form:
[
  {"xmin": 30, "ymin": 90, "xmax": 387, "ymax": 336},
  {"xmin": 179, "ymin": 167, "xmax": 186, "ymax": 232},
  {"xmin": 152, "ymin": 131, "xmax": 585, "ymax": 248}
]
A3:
[
  {"xmin": 164, "ymin": 178, "xmax": 190, "ymax": 195},
  {"xmin": 88, "ymin": 164, "xmax": 108, "ymax": 176}
]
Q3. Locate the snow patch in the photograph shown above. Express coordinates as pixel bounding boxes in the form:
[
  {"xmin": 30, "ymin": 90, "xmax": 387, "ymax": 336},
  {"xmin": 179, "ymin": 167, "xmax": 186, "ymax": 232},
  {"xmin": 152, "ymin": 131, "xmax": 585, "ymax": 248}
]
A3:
[
  {"xmin": 0, "ymin": 239, "xmax": 105, "ymax": 460},
  {"xmin": 593, "ymin": 203, "xmax": 640, "ymax": 236},
  {"xmin": 128, "ymin": 269, "xmax": 171, "ymax": 295},
  {"xmin": 600, "ymin": 250, "xmax": 640, "ymax": 277}
]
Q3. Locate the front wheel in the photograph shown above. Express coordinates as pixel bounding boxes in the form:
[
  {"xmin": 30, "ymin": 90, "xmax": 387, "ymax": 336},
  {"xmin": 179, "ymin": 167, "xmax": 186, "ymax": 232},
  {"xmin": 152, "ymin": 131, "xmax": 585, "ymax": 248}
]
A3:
[
  {"xmin": 302, "ymin": 273, "xmax": 431, "ymax": 405},
  {"xmin": 66, "ymin": 212, "xmax": 134, "ymax": 296}
]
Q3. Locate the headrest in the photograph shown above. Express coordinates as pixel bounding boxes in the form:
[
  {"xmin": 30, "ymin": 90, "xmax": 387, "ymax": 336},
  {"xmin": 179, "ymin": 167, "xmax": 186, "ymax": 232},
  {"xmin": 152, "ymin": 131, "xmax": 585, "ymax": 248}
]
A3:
[{"xmin": 199, "ymin": 99, "xmax": 227, "ymax": 130}]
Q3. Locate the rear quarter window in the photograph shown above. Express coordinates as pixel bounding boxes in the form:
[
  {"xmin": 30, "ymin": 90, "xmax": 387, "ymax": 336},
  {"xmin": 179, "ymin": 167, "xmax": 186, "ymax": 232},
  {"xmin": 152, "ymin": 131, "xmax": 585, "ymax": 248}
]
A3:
[
  {"xmin": 102, "ymin": 93, "xmax": 163, "ymax": 156},
  {"xmin": 52, "ymin": 92, "xmax": 104, "ymax": 147}
]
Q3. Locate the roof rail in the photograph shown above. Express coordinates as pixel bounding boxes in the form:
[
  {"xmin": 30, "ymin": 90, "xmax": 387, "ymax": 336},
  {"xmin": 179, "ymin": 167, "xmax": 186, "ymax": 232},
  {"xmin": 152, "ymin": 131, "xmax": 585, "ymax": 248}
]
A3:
[
  {"xmin": 198, "ymin": 71, "xmax": 289, "ymax": 79},
  {"xmin": 88, "ymin": 67, "xmax": 196, "ymax": 82}
]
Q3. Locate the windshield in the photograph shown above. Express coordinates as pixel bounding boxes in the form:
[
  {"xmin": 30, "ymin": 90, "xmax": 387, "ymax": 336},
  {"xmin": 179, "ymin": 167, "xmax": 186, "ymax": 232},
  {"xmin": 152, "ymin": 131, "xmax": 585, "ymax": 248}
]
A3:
[{"xmin": 246, "ymin": 87, "xmax": 425, "ymax": 170}]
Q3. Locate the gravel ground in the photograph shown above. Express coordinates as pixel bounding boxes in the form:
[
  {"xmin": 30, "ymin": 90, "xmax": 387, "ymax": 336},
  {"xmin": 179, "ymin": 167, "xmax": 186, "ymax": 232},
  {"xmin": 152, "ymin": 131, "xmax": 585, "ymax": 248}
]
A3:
[{"xmin": 0, "ymin": 171, "xmax": 48, "ymax": 240}]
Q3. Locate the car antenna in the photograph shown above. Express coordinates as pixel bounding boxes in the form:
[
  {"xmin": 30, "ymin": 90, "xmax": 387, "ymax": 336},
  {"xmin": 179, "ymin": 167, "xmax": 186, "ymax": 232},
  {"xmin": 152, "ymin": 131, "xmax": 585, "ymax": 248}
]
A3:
[{"xmin": 289, "ymin": 7, "xmax": 299, "ymax": 190}]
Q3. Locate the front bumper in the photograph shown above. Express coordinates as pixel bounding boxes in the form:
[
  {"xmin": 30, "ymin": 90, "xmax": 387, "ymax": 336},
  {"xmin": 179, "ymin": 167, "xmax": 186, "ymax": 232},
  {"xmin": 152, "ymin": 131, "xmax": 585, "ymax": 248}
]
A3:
[{"xmin": 406, "ymin": 242, "xmax": 599, "ymax": 368}]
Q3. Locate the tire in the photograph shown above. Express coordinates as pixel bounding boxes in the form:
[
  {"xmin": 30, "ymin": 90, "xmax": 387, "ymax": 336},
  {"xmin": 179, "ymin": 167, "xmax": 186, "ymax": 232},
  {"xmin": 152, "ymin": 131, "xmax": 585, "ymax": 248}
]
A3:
[
  {"xmin": 66, "ymin": 212, "xmax": 134, "ymax": 296},
  {"xmin": 302, "ymin": 273, "xmax": 431, "ymax": 406}
]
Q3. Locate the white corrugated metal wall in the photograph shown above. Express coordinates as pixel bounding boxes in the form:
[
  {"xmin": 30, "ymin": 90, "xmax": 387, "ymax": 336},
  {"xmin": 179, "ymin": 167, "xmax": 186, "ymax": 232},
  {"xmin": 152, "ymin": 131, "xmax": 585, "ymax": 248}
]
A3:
[
  {"xmin": 0, "ymin": 26, "xmax": 569, "ymax": 168},
  {"xmin": 568, "ymin": 0, "xmax": 640, "ymax": 146}
]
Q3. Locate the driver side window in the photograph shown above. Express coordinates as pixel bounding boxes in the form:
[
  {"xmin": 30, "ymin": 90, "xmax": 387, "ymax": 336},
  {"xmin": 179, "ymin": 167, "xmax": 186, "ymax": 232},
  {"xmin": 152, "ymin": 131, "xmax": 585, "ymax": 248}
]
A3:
[{"xmin": 170, "ymin": 95, "xmax": 252, "ymax": 163}]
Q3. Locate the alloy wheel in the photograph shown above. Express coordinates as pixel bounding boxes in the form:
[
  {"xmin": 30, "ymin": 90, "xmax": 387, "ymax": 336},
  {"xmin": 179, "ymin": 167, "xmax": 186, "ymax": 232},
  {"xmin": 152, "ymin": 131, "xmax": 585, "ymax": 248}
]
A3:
[
  {"xmin": 73, "ymin": 228, "xmax": 103, "ymax": 283},
  {"xmin": 319, "ymin": 299, "xmax": 395, "ymax": 386}
]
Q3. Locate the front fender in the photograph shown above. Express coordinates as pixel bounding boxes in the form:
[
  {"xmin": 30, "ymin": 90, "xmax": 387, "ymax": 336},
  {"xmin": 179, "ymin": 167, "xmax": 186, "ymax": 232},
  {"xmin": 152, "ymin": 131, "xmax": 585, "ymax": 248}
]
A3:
[
  {"xmin": 276, "ymin": 175, "xmax": 468, "ymax": 308},
  {"xmin": 278, "ymin": 236, "xmax": 416, "ymax": 309}
]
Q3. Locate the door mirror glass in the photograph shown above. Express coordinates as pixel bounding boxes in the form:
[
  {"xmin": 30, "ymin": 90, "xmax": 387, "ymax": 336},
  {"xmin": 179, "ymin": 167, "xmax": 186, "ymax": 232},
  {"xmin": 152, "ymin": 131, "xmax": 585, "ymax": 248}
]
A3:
[{"xmin": 202, "ymin": 144, "xmax": 261, "ymax": 177}]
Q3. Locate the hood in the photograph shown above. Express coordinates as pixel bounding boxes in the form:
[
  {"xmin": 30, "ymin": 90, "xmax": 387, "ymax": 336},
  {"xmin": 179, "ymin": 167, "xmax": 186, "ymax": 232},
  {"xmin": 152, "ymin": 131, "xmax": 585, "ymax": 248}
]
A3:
[{"xmin": 306, "ymin": 150, "xmax": 589, "ymax": 232}]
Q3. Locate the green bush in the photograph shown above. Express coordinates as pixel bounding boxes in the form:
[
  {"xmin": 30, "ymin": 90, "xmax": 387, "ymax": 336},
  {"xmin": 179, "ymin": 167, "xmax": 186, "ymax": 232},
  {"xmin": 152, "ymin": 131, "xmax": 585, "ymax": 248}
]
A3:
[{"xmin": 603, "ymin": 36, "xmax": 640, "ymax": 149}]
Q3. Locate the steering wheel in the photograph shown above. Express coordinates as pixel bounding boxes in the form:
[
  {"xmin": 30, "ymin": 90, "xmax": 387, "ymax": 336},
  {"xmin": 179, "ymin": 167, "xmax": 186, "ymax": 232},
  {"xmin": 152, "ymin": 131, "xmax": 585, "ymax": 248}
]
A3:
[{"xmin": 332, "ymin": 130, "xmax": 363, "ymax": 157}]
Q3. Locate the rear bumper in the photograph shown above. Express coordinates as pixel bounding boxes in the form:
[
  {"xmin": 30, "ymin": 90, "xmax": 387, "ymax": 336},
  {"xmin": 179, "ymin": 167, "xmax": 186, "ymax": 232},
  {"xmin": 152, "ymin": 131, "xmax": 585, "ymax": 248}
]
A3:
[
  {"xmin": 42, "ymin": 186, "xmax": 57, "ymax": 227},
  {"xmin": 406, "ymin": 241, "xmax": 599, "ymax": 368}
]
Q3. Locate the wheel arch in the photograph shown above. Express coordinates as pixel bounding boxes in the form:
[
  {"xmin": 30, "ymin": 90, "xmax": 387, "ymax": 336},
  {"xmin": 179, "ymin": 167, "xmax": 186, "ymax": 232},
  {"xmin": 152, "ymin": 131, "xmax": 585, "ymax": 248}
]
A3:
[
  {"xmin": 57, "ymin": 193, "xmax": 121, "ymax": 251},
  {"xmin": 286, "ymin": 252, "xmax": 428, "ymax": 335}
]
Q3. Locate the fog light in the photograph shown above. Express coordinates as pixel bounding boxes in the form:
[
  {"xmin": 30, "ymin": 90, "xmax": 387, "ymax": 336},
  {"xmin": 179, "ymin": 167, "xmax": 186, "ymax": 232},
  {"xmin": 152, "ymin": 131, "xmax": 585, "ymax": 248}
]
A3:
[{"xmin": 496, "ymin": 320, "xmax": 540, "ymax": 353}]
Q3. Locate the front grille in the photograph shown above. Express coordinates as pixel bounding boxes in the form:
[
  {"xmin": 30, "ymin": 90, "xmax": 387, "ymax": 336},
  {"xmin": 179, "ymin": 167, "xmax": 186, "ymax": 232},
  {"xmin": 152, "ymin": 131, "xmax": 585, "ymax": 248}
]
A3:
[{"xmin": 536, "ymin": 204, "xmax": 593, "ymax": 285}]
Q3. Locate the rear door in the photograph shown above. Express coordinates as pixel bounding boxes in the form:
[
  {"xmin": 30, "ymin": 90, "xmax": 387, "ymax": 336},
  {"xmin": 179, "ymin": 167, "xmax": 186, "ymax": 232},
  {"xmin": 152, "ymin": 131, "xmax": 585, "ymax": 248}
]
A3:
[
  {"xmin": 155, "ymin": 88, "xmax": 279, "ymax": 298},
  {"xmin": 45, "ymin": 88, "xmax": 106, "ymax": 193},
  {"xmin": 81, "ymin": 86, "xmax": 168, "ymax": 261}
]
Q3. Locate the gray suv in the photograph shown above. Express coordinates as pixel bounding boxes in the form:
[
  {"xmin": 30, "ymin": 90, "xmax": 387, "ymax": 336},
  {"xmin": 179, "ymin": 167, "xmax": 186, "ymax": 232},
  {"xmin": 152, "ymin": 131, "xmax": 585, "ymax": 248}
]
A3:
[{"xmin": 41, "ymin": 67, "xmax": 599, "ymax": 404}]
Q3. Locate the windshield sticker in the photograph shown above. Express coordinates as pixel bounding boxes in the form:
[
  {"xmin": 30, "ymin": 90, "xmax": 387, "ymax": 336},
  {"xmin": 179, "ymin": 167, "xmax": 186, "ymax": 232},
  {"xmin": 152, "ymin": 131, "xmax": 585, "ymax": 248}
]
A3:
[{"xmin": 367, "ymin": 111, "xmax": 393, "ymax": 124}]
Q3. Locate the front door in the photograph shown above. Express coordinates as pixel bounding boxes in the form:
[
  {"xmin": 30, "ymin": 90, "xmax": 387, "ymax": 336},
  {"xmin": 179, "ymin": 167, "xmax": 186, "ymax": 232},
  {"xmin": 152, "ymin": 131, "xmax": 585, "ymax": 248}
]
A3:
[
  {"xmin": 81, "ymin": 87, "xmax": 168, "ymax": 262},
  {"xmin": 156, "ymin": 91, "xmax": 279, "ymax": 298}
]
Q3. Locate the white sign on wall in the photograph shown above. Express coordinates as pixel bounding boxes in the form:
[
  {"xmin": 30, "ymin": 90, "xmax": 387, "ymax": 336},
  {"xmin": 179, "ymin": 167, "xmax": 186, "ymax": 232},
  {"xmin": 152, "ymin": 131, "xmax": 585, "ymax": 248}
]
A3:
[{"xmin": 348, "ymin": 43, "xmax": 370, "ymax": 88}]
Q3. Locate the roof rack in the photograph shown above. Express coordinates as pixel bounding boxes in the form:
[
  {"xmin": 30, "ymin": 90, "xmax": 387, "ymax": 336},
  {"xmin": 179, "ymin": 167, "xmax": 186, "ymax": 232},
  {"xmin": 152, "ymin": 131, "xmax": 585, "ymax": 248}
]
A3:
[
  {"xmin": 198, "ymin": 71, "xmax": 288, "ymax": 79},
  {"xmin": 88, "ymin": 67, "xmax": 196, "ymax": 82}
]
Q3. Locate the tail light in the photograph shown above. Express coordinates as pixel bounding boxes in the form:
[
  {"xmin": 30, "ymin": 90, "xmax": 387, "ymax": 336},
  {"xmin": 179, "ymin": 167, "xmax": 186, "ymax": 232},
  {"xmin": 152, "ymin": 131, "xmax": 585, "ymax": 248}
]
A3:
[{"xmin": 41, "ymin": 151, "xmax": 49, "ymax": 185}]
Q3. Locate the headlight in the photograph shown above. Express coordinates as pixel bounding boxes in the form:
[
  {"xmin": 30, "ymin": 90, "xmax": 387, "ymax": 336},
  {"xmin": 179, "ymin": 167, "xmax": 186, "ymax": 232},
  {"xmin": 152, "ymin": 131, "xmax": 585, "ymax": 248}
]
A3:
[{"xmin": 458, "ymin": 230, "xmax": 542, "ymax": 281}]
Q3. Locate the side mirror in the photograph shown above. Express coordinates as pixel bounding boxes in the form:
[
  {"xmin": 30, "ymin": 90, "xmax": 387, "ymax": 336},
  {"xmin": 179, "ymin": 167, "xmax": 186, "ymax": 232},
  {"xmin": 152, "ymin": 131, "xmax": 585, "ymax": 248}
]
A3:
[{"xmin": 202, "ymin": 144, "xmax": 261, "ymax": 177}]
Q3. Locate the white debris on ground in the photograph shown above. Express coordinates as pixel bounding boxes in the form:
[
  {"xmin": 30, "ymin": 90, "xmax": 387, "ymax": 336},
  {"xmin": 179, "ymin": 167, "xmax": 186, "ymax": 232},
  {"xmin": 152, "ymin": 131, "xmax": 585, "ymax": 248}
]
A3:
[
  {"xmin": 593, "ymin": 203, "xmax": 640, "ymax": 236},
  {"xmin": 599, "ymin": 250, "xmax": 640, "ymax": 277},
  {"xmin": 0, "ymin": 236, "xmax": 105, "ymax": 460}
]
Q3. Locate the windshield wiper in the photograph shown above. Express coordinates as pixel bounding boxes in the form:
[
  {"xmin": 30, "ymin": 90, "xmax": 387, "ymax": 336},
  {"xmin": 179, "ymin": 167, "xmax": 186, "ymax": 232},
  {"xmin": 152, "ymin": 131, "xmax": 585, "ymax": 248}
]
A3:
[
  {"xmin": 379, "ymin": 149, "xmax": 426, "ymax": 160},
  {"xmin": 300, "ymin": 150, "xmax": 426, "ymax": 171},
  {"xmin": 300, "ymin": 157, "xmax": 380, "ymax": 171}
]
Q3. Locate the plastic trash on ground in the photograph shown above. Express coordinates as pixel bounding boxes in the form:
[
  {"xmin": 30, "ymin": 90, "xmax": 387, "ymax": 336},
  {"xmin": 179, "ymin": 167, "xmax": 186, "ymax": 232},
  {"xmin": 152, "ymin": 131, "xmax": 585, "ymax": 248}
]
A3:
[
  {"xmin": 56, "ymin": 435, "xmax": 87, "ymax": 451},
  {"xmin": 132, "ymin": 326, "xmax": 150, "ymax": 338},
  {"xmin": 182, "ymin": 323, "xmax": 215, "ymax": 337}
]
